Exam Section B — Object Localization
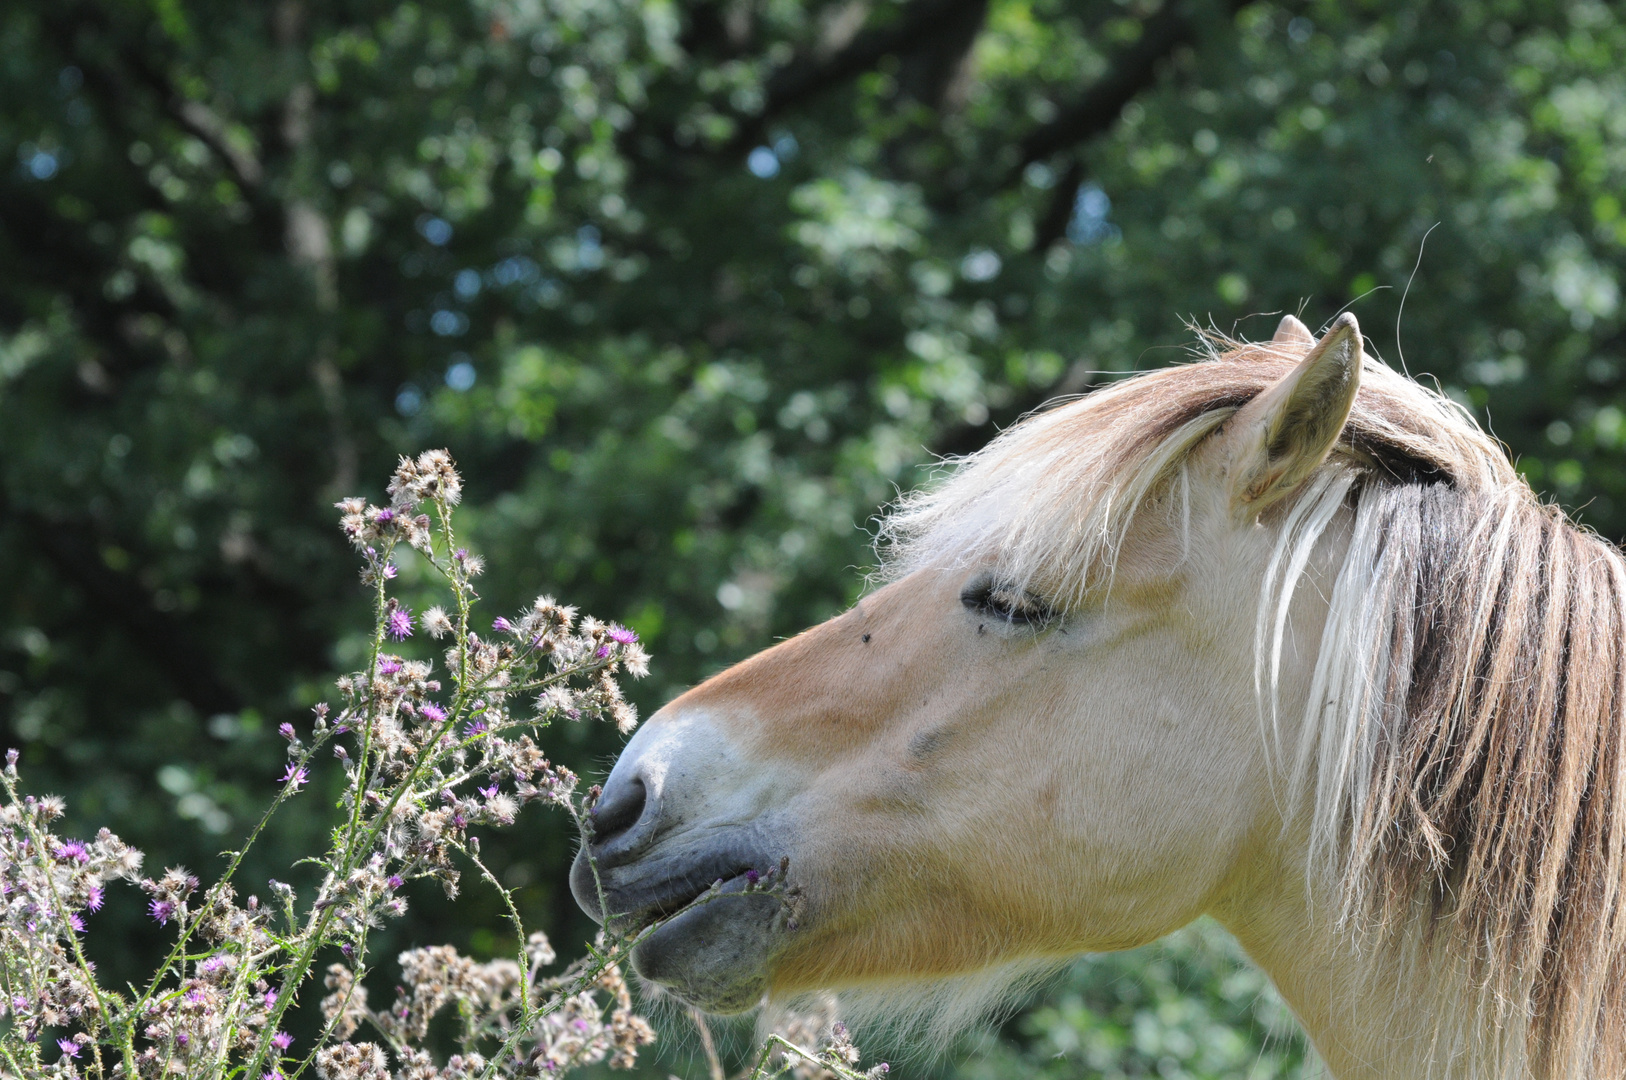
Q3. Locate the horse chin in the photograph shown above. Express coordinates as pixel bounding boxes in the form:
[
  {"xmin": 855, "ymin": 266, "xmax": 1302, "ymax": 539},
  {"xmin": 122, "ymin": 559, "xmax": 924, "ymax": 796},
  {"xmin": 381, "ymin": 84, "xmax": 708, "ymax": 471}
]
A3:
[{"xmin": 629, "ymin": 891, "xmax": 783, "ymax": 1013}]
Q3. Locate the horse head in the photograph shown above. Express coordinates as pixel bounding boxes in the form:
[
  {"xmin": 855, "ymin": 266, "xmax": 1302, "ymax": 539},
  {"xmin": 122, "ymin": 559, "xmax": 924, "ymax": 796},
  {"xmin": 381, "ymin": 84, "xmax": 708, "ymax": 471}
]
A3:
[{"xmin": 573, "ymin": 313, "xmax": 1626, "ymax": 1079}]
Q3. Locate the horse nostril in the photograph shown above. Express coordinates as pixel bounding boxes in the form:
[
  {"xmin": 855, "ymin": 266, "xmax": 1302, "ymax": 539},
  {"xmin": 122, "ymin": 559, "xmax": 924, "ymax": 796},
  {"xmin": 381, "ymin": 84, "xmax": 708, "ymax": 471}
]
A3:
[{"xmin": 589, "ymin": 775, "xmax": 648, "ymax": 845}]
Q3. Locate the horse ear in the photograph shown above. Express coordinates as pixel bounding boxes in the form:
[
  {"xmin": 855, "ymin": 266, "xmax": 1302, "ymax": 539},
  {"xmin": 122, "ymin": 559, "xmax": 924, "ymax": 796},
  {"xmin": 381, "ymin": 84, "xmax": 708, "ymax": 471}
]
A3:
[
  {"xmin": 1225, "ymin": 312, "xmax": 1363, "ymax": 517},
  {"xmin": 1272, "ymin": 314, "xmax": 1315, "ymax": 346}
]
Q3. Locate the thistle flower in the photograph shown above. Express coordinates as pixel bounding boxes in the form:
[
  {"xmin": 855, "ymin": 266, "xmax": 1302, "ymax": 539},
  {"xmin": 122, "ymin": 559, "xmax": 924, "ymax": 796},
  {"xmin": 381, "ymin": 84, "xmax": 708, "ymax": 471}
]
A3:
[
  {"xmin": 0, "ymin": 450, "xmax": 860, "ymax": 1080},
  {"xmin": 422, "ymin": 606, "xmax": 454, "ymax": 638},
  {"xmin": 53, "ymin": 839, "xmax": 89, "ymax": 863}
]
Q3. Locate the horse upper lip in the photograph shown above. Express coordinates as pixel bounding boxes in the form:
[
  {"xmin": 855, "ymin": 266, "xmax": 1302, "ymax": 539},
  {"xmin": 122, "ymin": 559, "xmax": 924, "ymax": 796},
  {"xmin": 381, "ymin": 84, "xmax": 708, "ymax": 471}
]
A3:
[{"xmin": 574, "ymin": 832, "xmax": 772, "ymax": 930}]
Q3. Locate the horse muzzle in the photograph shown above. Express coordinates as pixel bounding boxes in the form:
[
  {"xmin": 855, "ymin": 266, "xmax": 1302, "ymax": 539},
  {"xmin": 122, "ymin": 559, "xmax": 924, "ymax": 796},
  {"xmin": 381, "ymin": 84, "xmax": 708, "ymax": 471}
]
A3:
[{"xmin": 569, "ymin": 710, "xmax": 801, "ymax": 1013}]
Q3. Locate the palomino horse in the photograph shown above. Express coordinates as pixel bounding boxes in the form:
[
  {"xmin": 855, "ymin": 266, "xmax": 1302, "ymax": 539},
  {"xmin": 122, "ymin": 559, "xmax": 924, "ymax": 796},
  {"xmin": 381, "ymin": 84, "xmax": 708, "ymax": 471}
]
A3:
[{"xmin": 573, "ymin": 314, "xmax": 1626, "ymax": 1080}]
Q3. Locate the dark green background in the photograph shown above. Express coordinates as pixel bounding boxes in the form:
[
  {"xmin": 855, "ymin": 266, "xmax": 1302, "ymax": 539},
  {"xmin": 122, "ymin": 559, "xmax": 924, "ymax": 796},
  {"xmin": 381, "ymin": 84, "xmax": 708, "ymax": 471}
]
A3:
[{"xmin": 3, "ymin": 0, "xmax": 1622, "ymax": 1075}]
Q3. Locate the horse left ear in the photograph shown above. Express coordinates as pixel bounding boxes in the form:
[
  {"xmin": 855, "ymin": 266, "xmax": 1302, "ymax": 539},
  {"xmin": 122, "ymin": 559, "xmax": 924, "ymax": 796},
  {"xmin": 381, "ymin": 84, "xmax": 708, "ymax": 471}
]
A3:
[{"xmin": 1223, "ymin": 312, "xmax": 1363, "ymax": 518}]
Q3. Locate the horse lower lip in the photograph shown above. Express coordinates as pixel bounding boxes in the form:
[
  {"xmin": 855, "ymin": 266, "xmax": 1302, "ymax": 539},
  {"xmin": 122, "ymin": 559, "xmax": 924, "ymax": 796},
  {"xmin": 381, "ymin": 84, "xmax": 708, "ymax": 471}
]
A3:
[{"xmin": 628, "ymin": 887, "xmax": 783, "ymax": 1014}]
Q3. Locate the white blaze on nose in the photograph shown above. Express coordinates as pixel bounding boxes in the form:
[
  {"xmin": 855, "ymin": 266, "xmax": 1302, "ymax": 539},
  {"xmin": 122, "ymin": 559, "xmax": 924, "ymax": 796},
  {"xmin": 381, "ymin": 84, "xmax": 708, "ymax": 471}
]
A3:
[{"xmin": 605, "ymin": 708, "xmax": 799, "ymax": 831}]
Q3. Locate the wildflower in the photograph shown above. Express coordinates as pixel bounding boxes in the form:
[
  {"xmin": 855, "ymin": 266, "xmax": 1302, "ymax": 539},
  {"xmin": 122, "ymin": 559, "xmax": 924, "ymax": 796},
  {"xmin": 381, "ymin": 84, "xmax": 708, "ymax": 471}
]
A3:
[
  {"xmin": 463, "ymin": 718, "xmax": 487, "ymax": 738},
  {"xmin": 53, "ymin": 839, "xmax": 89, "ymax": 863},
  {"xmin": 86, "ymin": 885, "xmax": 103, "ymax": 911},
  {"xmin": 387, "ymin": 875, "xmax": 403, "ymax": 890},
  {"xmin": 378, "ymin": 656, "xmax": 402, "ymax": 676},
  {"xmin": 68, "ymin": 912, "xmax": 85, "ymax": 932},
  {"xmin": 422, "ymin": 606, "xmax": 453, "ymax": 638},
  {"xmin": 387, "ymin": 606, "xmax": 414, "ymax": 640},
  {"xmin": 383, "ymin": 563, "xmax": 398, "ymax": 580},
  {"xmin": 149, "ymin": 898, "xmax": 177, "ymax": 925},
  {"xmin": 420, "ymin": 703, "xmax": 447, "ymax": 724},
  {"xmin": 272, "ymin": 1031, "xmax": 294, "ymax": 1051},
  {"xmin": 280, "ymin": 764, "xmax": 309, "ymax": 792},
  {"xmin": 608, "ymin": 625, "xmax": 637, "ymax": 645},
  {"xmin": 58, "ymin": 1038, "xmax": 80, "ymax": 1059},
  {"xmin": 279, "ymin": 722, "xmax": 296, "ymax": 741},
  {"xmin": 493, "ymin": 616, "xmax": 513, "ymax": 634}
]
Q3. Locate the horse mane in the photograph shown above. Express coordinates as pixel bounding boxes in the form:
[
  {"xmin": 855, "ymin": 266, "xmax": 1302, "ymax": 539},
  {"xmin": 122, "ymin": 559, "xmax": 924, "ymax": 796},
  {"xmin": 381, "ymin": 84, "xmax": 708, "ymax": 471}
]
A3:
[{"xmin": 880, "ymin": 337, "xmax": 1626, "ymax": 1078}]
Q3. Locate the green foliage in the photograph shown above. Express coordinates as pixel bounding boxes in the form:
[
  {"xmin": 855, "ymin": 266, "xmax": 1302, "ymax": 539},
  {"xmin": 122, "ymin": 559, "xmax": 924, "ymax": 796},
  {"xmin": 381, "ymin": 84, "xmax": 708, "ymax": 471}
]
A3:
[
  {"xmin": 947, "ymin": 923, "xmax": 1310, "ymax": 1080},
  {"xmin": 3, "ymin": 0, "xmax": 1625, "ymax": 1074}
]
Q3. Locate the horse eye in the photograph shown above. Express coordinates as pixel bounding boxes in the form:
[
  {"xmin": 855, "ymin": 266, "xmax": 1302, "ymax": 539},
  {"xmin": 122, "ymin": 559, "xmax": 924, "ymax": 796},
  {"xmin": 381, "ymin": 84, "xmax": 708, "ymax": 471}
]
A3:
[{"xmin": 960, "ymin": 579, "xmax": 1054, "ymax": 627}]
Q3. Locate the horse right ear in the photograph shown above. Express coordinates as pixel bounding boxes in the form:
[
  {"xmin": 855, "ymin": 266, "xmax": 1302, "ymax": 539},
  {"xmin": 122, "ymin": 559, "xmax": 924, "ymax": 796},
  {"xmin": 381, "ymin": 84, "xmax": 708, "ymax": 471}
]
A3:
[{"xmin": 1222, "ymin": 313, "xmax": 1363, "ymax": 519}]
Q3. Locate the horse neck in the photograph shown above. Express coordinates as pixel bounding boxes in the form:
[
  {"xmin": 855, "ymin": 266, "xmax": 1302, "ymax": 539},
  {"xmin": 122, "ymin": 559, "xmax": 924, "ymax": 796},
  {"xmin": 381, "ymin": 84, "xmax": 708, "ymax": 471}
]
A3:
[{"xmin": 1212, "ymin": 830, "xmax": 1496, "ymax": 1080}]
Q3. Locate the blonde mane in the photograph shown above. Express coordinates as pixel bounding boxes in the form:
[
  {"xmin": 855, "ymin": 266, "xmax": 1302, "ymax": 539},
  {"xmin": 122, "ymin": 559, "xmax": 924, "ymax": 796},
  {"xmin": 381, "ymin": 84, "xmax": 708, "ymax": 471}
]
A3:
[{"xmin": 881, "ymin": 338, "xmax": 1626, "ymax": 1078}]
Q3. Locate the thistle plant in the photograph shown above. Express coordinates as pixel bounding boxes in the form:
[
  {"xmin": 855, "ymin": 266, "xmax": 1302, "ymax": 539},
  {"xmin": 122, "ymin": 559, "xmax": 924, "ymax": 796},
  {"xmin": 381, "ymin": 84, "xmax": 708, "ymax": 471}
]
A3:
[{"xmin": 0, "ymin": 451, "xmax": 888, "ymax": 1080}]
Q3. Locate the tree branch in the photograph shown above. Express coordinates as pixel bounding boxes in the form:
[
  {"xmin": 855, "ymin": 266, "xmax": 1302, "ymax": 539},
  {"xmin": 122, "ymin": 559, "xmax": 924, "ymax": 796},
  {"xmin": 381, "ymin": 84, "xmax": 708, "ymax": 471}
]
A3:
[
  {"xmin": 1010, "ymin": 0, "xmax": 1198, "ymax": 181},
  {"xmin": 728, "ymin": 0, "xmax": 988, "ymax": 148}
]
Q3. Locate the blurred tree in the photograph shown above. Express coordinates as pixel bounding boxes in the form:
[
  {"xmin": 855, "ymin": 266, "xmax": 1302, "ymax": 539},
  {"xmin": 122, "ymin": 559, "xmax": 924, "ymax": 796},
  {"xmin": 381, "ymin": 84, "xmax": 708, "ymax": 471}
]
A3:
[{"xmin": 2, "ymin": 0, "xmax": 1623, "ymax": 1074}]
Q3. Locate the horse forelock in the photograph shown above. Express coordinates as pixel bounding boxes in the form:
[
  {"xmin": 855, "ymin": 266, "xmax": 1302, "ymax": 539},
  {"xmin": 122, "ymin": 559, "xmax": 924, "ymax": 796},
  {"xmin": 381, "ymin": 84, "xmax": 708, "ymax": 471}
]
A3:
[{"xmin": 879, "ymin": 338, "xmax": 1626, "ymax": 1078}]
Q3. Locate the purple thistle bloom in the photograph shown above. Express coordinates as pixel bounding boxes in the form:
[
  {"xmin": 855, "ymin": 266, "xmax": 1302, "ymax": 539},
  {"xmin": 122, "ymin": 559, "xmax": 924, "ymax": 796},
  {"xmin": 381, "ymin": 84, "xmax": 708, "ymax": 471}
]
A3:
[
  {"xmin": 86, "ymin": 886, "xmax": 104, "ymax": 912},
  {"xmin": 454, "ymin": 547, "xmax": 468, "ymax": 561},
  {"xmin": 386, "ymin": 874, "xmax": 403, "ymax": 890},
  {"xmin": 493, "ymin": 616, "xmax": 513, "ymax": 633},
  {"xmin": 480, "ymin": 784, "xmax": 499, "ymax": 800},
  {"xmin": 279, "ymin": 764, "xmax": 309, "ymax": 792},
  {"xmin": 745, "ymin": 869, "xmax": 760, "ymax": 885},
  {"xmin": 58, "ymin": 1038, "xmax": 80, "ymax": 1059},
  {"xmin": 377, "ymin": 656, "xmax": 401, "ymax": 676},
  {"xmin": 375, "ymin": 508, "xmax": 395, "ymax": 524},
  {"xmin": 149, "ymin": 899, "xmax": 176, "ymax": 925},
  {"xmin": 340, "ymin": 942, "xmax": 354, "ymax": 959},
  {"xmin": 176, "ymin": 1033, "xmax": 189, "ymax": 1047},
  {"xmin": 462, "ymin": 718, "xmax": 487, "ymax": 738},
  {"xmin": 608, "ymin": 625, "xmax": 638, "ymax": 644},
  {"xmin": 271, "ymin": 1031, "xmax": 294, "ymax": 1051},
  {"xmin": 387, "ymin": 606, "xmax": 413, "ymax": 640},
  {"xmin": 278, "ymin": 722, "xmax": 296, "ymax": 741},
  {"xmin": 67, "ymin": 913, "xmax": 85, "ymax": 932},
  {"xmin": 185, "ymin": 987, "xmax": 206, "ymax": 1004},
  {"xmin": 420, "ymin": 702, "xmax": 447, "ymax": 724},
  {"xmin": 264, "ymin": 989, "xmax": 278, "ymax": 1008},
  {"xmin": 595, "ymin": 644, "xmax": 610, "ymax": 659},
  {"xmin": 53, "ymin": 840, "xmax": 89, "ymax": 864},
  {"xmin": 383, "ymin": 562, "xmax": 398, "ymax": 580}
]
